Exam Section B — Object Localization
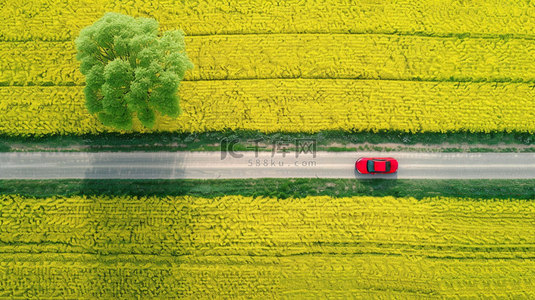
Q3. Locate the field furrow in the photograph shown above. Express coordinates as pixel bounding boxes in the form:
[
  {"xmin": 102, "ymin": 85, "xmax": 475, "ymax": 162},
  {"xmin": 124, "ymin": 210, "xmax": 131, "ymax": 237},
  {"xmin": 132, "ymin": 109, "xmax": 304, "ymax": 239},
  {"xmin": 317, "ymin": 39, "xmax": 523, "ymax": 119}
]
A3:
[
  {"xmin": 2, "ymin": 0, "xmax": 535, "ymax": 41},
  {"xmin": 3, "ymin": 35, "xmax": 535, "ymax": 86},
  {"xmin": 1, "ymin": 81, "xmax": 535, "ymax": 135}
]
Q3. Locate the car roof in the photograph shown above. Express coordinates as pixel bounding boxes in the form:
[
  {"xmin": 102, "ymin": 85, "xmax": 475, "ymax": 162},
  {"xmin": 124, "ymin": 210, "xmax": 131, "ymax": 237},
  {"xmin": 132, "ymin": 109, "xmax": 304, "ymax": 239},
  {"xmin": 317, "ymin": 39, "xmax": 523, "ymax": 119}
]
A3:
[{"xmin": 374, "ymin": 160, "xmax": 387, "ymax": 172}]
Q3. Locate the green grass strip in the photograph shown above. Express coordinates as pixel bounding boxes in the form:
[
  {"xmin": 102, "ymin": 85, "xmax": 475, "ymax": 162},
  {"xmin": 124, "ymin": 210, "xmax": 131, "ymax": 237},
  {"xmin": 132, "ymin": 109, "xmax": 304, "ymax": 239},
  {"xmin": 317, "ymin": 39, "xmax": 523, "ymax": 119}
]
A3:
[
  {"xmin": 1, "ymin": 130, "xmax": 535, "ymax": 152},
  {"xmin": 1, "ymin": 179, "xmax": 533, "ymax": 199}
]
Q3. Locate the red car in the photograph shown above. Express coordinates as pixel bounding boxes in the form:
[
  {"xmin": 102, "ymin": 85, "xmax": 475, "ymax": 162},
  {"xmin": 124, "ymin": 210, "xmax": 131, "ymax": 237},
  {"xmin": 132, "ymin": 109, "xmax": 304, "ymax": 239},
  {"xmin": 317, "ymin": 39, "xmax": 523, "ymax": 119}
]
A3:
[{"xmin": 355, "ymin": 157, "xmax": 398, "ymax": 174}]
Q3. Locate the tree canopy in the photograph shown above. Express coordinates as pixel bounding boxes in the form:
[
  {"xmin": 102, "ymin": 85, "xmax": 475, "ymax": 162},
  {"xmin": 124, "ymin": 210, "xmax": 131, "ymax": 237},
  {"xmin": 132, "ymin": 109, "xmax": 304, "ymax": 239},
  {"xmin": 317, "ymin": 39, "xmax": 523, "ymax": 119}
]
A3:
[{"xmin": 75, "ymin": 12, "xmax": 194, "ymax": 130}]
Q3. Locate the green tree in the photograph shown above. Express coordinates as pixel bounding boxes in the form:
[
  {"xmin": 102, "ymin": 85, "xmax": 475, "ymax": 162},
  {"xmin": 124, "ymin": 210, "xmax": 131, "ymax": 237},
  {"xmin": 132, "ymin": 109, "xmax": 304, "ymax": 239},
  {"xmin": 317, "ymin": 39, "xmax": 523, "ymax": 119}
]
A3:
[{"xmin": 75, "ymin": 12, "xmax": 194, "ymax": 130}]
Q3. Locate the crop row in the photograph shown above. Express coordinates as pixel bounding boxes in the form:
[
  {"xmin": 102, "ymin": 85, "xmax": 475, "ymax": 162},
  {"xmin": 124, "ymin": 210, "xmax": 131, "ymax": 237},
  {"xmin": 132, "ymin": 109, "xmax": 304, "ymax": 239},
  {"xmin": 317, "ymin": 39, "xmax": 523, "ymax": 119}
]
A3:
[
  {"xmin": 1, "ymin": 194, "xmax": 534, "ymax": 258},
  {"xmin": 2, "ymin": 0, "xmax": 535, "ymax": 41},
  {"xmin": 3, "ymin": 34, "xmax": 535, "ymax": 86},
  {"xmin": 1, "ymin": 252, "xmax": 534, "ymax": 298},
  {"xmin": 1, "ymin": 80, "xmax": 535, "ymax": 136},
  {"xmin": 0, "ymin": 194, "xmax": 534, "ymax": 297}
]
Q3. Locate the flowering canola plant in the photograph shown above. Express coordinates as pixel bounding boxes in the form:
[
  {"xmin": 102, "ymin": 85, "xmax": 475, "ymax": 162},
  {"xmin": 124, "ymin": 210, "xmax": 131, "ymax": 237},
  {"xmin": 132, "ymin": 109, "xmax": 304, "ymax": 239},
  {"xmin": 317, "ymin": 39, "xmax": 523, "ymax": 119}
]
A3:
[
  {"xmin": 1, "ymin": 80, "xmax": 534, "ymax": 135},
  {"xmin": 3, "ymin": 0, "xmax": 535, "ymax": 41},
  {"xmin": 0, "ymin": 194, "xmax": 534, "ymax": 298},
  {"xmin": 1, "ymin": 0, "xmax": 535, "ymax": 135}
]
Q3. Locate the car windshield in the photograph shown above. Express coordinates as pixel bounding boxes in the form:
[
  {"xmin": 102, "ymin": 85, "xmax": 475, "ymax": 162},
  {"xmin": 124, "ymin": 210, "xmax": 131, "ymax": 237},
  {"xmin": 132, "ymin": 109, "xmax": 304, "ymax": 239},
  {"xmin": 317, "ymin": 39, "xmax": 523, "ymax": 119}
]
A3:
[{"xmin": 367, "ymin": 160, "xmax": 374, "ymax": 172}]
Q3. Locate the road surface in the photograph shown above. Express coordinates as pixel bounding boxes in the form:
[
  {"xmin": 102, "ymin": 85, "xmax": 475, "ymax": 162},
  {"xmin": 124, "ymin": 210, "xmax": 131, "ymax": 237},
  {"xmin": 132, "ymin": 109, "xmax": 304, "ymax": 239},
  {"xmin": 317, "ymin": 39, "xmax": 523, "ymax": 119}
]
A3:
[{"xmin": 1, "ymin": 151, "xmax": 534, "ymax": 179}]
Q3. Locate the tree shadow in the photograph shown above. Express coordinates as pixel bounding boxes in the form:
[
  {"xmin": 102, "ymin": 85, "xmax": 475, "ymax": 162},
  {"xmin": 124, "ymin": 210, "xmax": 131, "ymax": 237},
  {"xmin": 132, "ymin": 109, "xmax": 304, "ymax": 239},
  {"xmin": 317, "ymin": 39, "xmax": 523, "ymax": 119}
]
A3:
[
  {"xmin": 81, "ymin": 152, "xmax": 186, "ymax": 180},
  {"xmin": 73, "ymin": 151, "xmax": 189, "ymax": 298}
]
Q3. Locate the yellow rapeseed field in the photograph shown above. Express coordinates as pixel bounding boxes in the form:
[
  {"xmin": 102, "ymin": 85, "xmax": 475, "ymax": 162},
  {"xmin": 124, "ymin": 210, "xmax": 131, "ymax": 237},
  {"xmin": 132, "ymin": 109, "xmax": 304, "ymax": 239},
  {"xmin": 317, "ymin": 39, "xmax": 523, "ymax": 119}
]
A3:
[
  {"xmin": 1, "ymin": 0, "xmax": 535, "ymax": 135},
  {"xmin": 3, "ymin": 0, "xmax": 535, "ymax": 40},
  {"xmin": 0, "ymin": 194, "xmax": 534, "ymax": 297},
  {"xmin": 2, "ymin": 81, "xmax": 535, "ymax": 135},
  {"xmin": 4, "ymin": 36, "xmax": 535, "ymax": 85}
]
